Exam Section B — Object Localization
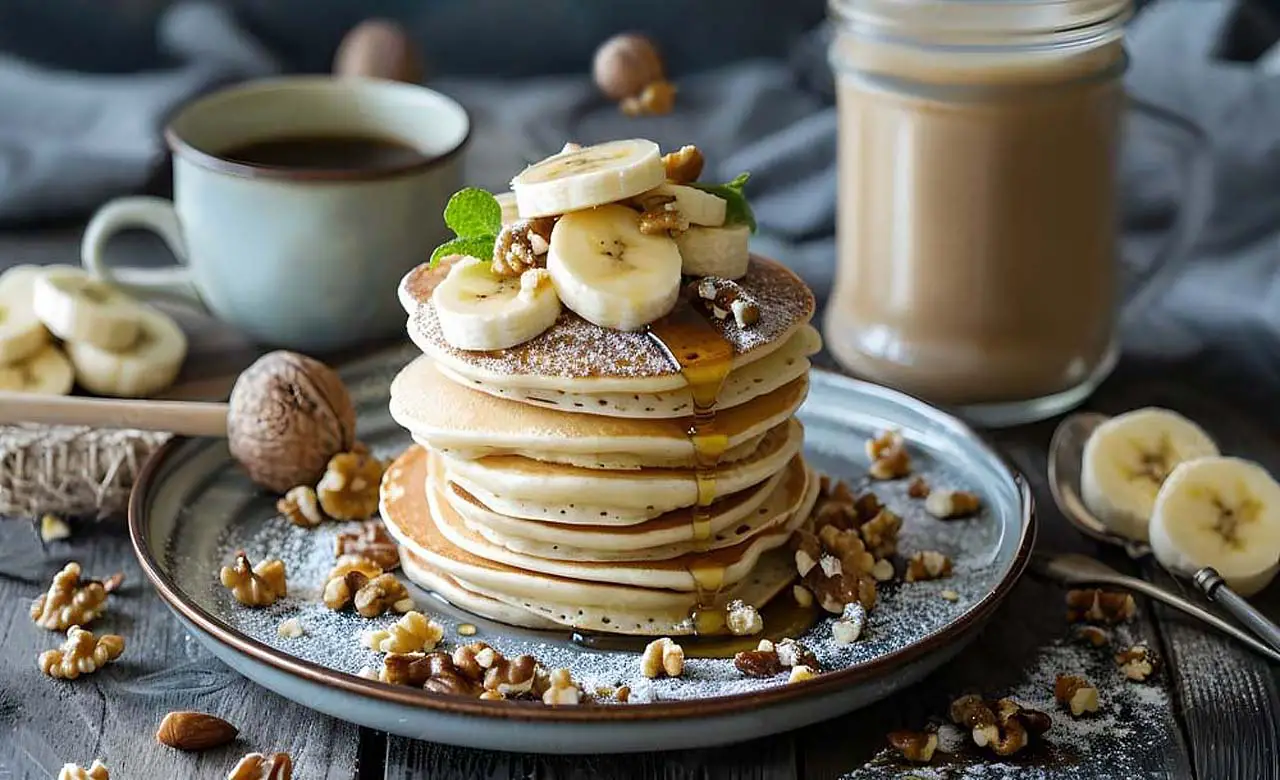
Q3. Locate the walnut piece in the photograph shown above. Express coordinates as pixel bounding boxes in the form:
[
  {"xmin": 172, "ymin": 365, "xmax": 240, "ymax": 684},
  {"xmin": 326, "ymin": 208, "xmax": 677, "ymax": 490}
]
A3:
[
  {"xmin": 1054, "ymin": 674, "xmax": 1099, "ymax": 717},
  {"xmin": 156, "ymin": 710, "xmax": 238, "ymax": 751},
  {"xmin": 484, "ymin": 653, "xmax": 539, "ymax": 697},
  {"xmin": 424, "ymin": 652, "xmax": 484, "ymax": 697},
  {"xmin": 277, "ymin": 485, "xmax": 325, "ymax": 528},
  {"xmin": 323, "ymin": 555, "xmax": 411, "ymax": 616},
  {"xmin": 361, "ymin": 611, "xmax": 443, "ymax": 654},
  {"xmin": 101, "ymin": 573, "xmax": 125, "ymax": 594},
  {"xmin": 907, "ymin": 477, "xmax": 930, "ymax": 499},
  {"xmin": 725, "ymin": 599, "xmax": 763, "ymax": 636},
  {"xmin": 925, "ymin": 489, "xmax": 982, "ymax": 520},
  {"xmin": 904, "ymin": 550, "xmax": 953, "ymax": 583},
  {"xmin": 41, "ymin": 513, "xmax": 72, "ymax": 542},
  {"xmin": 662, "ymin": 145, "xmax": 705, "ymax": 183},
  {"xmin": 832, "ymin": 602, "xmax": 866, "ymax": 645},
  {"xmin": 640, "ymin": 637, "xmax": 684, "ymax": 678},
  {"xmin": 1116, "ymin": 644, "xmax": 1157, "ymax": 681},
  {"xmin": 788, "ymin": 665, "xmax": 817, "ymax": 683},
  {"xmin": 620, "ymin": 79, "xmax": 676, "ymax": 116},
  {"xmin": 39, "ymin": 626, "xmax": 124, "ymax": 679},
  {"xmin": 637, "ymin": 202, "xmax": 690, "ymax": 236},
  {"xmin": 615, "ymin": 685, "xmax": 631, "ymax": 703},
  {"xmin": 354, "ymin": 573, "xmax": 414, "ymax": 618},
  {"xmin": 775, "ymin": 637, "xmax": 819, "ymax": 670},
  {"xmin": 795, "ymin": 525, "xmax": 877, "ymax": 614},
  {"xmin": 227, "ymin": 751, "xmax": 292, "ymax": 780},
  {"xmin": 317, "ymin": 451, "xmax": 385, "ymax": 521},
  {"xmin": 220, "ymin": 552, "xmax": 287, "ymax": 607},
  {"xmin": 542, "ymin": 668, "xmax": 581, "ymax": 705},
  {"xmin": 734, "ymin": 639, "xmax": 785, "ymax": 677},
  {"xmin": 1073, "ymin": 625, "xmax": 1111, "ymax": 647},
  {"xmin": 940, "ymin": 589, "xmax": 960, "ymax": 602},
  {"xmin": 949, "ymin": 695, "xmax": 1050, "ymax": 756},
  {"xmin": 690, "ymin": 277, "xmax": 760, "ymax": 328},
  {"xmin": 335, "ymin": 521, "xmax": 400, "ymax": 570},
  {"xmin": 860, "ymin": 509, "xmax": 902, "ymax": 559},
  {"xmin": 379, "ymin": 652, "xmax": 433, "ymax": 687},
  {"xmin": 58, "ymin": 761, "xmax": 109, "ymax": 780},
  {"xmin": 1066, "ymin": 588, "xmax": 1136, "ymax": 624},
  {"xmin": 276, "ymin": 618, "xmax": 304, "ymax": 639},
  {"xmin": 887, "ymin": 730, "xmax": 938, "ymax": 763},
  {"xmin": 492, "ymin": 217, "xmax": 555, "ymax": 277},
  {"xmin": 866, "ymin": 430, "xmax": 911, "ymax": 480},
  {"xmin": 30, "ymin": 562, "xmax": 108, "ymax": 630}
]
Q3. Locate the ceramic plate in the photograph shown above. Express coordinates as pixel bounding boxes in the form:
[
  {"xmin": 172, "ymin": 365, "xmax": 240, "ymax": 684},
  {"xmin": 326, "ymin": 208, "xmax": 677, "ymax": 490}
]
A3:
[{"xmin": 130, "ymin": 343, "xmax": 1034, "ymax": 754}]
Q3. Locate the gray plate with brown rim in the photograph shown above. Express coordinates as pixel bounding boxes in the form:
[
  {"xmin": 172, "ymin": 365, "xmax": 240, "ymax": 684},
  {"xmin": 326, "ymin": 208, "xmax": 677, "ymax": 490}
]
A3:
[{"xmin": 129, "ymin": 342, "xmax": 1034, "ymax": 754}]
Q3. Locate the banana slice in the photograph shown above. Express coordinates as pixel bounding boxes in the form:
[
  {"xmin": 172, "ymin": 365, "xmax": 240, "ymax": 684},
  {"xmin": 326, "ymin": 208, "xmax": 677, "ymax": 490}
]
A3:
[
  {"xmin": 0, "ymin": 344, "xmax": 73, "ymax": 395},
  {"xmin": 1080, "ymin": 407, "xmax": 1219, "ymax": 542},
  {"xmin": 495, "ymin": 191, "xmax": 520, "ymax": 225},
  {"xmin": 33, "ymin": 267, "xmax": 142, "ymax": 351},
  {"xmin": 432, "ymin": 256, "xmax": 562, "ymax": 351},
  {"xmin": 511, "ymin": 139, "xmax": 664, "ymax": 218},
  {"xmin": 0, "ymin": 265, "xmax": 52, "ymax": 364},
  {"xmin": 547, "ymin": 204, "xmax": 682, "ymax": 331},
  {"xmin": 640, "ymin": 183, "xmax": 726, "ymax": 227},
  {"xmin": 675, "ymin": 224, "xmax": 751, "ymax": 280},
  {"xmin": 1150, "ymin": 457, "xmax": 1280, "ymax": 596},
  {"xmin": 67, "ymin": 304, "xmax": 187, "ymax": 398}
]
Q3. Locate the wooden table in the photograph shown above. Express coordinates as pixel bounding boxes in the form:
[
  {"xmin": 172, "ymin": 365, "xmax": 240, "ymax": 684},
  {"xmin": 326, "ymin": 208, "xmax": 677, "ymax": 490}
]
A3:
[{"xmin": 1, "ymin": 228, "xmax": 1277, "ymax": 779}]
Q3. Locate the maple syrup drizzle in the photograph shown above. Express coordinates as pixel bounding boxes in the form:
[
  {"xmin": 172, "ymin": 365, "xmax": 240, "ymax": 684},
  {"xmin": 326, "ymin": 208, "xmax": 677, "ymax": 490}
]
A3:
[{"xmin": 647, "ymin": 302, "xmax": 734, "ymax": 634}]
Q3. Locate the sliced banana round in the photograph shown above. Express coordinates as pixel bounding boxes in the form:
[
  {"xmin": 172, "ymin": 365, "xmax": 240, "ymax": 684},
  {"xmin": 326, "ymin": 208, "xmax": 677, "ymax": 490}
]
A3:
[
  {"xmin": 675, "ymin": 224, "xmax": 751, "ymax": 280},
  {"xmin": 547, "ymin": 204, "xmax": 682, "ymax": 332},
  {"xmin": 67, "ymin": 304, "xmax": 187, "ymax": 398},
  {"xmin": 640, "ymin": 182, "xmax": 726, "ymax": 227},
  {"xmin": 495, "ymin": 191, "xmax": 521, "ymax": 225},
  {"xmin": 33, "ymin": 266, "xmax": 142, "ymax": 351},
  {"xmin": 1080, "ymin": 407, "xmax": 1219, "ymax": 542},
  {"xmin": 1150, "ymin": 456, "xmax": 1280, "ymax": 596},
  {"xmin": 0, "ymin": 343, "xmax": 73, "ymax": 395},
  {"xmin": 511, "ymin": 139, "xmax": 664, "ymax": 218},
  {"xmin": 433, "ymin": 256, "xmax": 561, "ymax": 351},
  {"xmin": 0, "ymin": 265, "xmax": 52, "ymax": 364}
]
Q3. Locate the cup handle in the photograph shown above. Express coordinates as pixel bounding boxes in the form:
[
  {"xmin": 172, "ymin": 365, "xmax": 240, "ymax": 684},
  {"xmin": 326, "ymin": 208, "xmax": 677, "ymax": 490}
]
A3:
[
  {"xmin": 1120, "ymin": 96, "xmax": 1214, "ymax": 325},
  {"xmin": 80, "ymin": 196, "xmax": 206, "ymax": 309}
]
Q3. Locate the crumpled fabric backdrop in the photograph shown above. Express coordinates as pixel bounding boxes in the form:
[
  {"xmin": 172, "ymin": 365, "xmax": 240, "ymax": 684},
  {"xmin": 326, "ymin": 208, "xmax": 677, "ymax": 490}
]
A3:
[{"xmin": 0, "ymin": 0, "xmax": 1275, "ymax": 393}]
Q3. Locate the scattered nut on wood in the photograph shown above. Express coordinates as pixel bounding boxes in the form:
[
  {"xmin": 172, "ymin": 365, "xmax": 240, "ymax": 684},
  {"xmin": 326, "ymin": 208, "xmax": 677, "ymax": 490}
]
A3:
[
  {"xmin": 40, "ymin": 513, "xmax": 71, "ymax": 542},
  {"xmin": 887, "ymin": 729, "xmax": 938, "ymax": 763},
  {"xmin": 155, "ymin": 710, "xmax": 239, "ymax": 751},
  {"xmin": 1116, "ymin": 644, "xmax": 1157, "ymax": 681},
  {"xmin": 1054, "ymin": 674, "xmax": 1100, "ymax": 717},
  {"xmin": 57, "ymin": 760, "xmax": 109, "ymax": 780},
  {"xmin": 1066, "ymin": 588, "xmax": 1136, "ymax": 624},
  {"xmin": 227, "ymin": 751, "xmax": 292, "ymax": 780},
  {"xmin": 39, "ymin": 626, "xmax": 124, "ymax": 680},
  {"xmin": 30, "ymin": 562, "xmax": 108, "ymax": 630}
]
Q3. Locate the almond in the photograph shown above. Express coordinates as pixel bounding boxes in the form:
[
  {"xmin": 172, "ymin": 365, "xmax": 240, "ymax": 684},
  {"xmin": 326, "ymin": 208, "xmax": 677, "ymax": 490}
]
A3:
[{"xmin": 155, "ymin": 710, "xmax": 238, "ymax": 751}]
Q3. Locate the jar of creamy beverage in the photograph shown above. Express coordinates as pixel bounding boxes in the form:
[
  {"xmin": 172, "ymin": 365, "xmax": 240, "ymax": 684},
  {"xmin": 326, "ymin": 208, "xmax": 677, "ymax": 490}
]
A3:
[{"xmin": 824, "ymin": 0, "xmax": 1209, "ymax": 425}]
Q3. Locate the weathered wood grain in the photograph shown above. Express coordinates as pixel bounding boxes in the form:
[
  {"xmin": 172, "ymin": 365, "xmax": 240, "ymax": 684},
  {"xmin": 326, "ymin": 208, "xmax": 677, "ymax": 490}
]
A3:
[{"xmin": 0, "ymin": 520, "xmax": 360, "ymax": 779}]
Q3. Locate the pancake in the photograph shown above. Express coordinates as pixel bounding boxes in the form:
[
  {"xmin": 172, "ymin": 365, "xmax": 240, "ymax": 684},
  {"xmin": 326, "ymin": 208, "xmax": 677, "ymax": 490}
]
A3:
[
  {"xmin": 442, "ymin": 419, "xmax": 804, "ymax": 523},
  {"xmin": 442, "ymin": 462, "xmax": 787, "ymax": 552},
  {"xmin": 390, "ymin": 355, "xmax": 808, "ymax": 467},
  {"xmin": 413, "ymin": 429, "xmax": 766, "ymax": 471},
  {"xmin": 439, "ymin": 453, "xmax": 811, "ymax": 562},
  {"xmin": 400, "ymin": 555, "xmax": 561, "ymax": 630},
  {"xmin": 435, "ymin": 324, "xmax": 822, "ymax": 419},
  {"xmin": 399, "ymin": 256, "xmax": 817, "ymax": 393}
]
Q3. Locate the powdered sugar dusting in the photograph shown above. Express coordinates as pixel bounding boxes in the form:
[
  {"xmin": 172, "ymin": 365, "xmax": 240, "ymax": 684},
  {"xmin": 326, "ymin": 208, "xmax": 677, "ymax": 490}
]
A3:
[{"xmin": 408, "ymin": 258, "xmax": 815, "ymax": 381}]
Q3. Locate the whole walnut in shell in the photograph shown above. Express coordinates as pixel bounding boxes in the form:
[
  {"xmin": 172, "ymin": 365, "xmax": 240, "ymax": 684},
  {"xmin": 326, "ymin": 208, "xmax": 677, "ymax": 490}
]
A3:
[{"xmin": 227, "ymin": 351, "xmax": 356, "ymax": 493}]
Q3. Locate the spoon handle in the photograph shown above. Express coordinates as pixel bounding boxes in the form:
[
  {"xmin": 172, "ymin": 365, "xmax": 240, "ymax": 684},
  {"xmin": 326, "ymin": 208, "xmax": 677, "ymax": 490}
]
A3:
[
  {"xmin": 1102, "ymin": 572, "xmax": 1280, "ymax": 664},
  {"xmin": 1194, "ymin": 568, "xmax": 1280, "ymax": 654}
]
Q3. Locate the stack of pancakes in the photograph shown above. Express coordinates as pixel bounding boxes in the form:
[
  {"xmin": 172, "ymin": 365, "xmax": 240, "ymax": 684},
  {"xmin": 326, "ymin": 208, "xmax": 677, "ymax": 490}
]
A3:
[{"xmin": 380, "ymin": 256, "xmax": 822, "ymax": 636}]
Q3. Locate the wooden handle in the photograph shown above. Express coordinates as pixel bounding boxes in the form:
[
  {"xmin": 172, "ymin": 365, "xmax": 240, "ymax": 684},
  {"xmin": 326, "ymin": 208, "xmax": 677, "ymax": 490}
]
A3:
[{"xmin": 0, "ymin": 393, "xmax": 229, "ymax": 437}]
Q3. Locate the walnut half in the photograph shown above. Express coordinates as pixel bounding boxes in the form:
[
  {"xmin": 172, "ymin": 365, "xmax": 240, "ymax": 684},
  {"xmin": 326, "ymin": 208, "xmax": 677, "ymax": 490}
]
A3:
[
  {"xmin": 316, "ymin": 451, "xmax": 384, "ymax": 521},
  {"xmin": 39, "ymin": 626, "xmax": 125, "ymax": 680},
  {"xmin": 220, "ymin": 553, "xmax": 287, "ymax": 607},
  {"xmin": 1054, "ymin": 674, "xmax": 1100, "ymax": 717},
  {"xmin": 58, "ymin": 761, "xmax": 109, "ymax": 780},
  {"xmin": 31, "ymin": 562, "xmax": 108, "ymax": 631}
]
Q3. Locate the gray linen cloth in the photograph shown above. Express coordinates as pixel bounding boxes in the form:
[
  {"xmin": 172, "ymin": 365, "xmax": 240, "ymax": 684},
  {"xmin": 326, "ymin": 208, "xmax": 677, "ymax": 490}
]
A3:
[{"xmin": 0, "ymin": 0, "xmax": 1274, "ymax": 385}]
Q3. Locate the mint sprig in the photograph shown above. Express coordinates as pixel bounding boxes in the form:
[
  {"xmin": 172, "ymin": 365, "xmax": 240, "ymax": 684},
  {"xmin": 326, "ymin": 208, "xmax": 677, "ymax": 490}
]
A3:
[
  {"xmin": 692, "ymin": 172, "xmax": 756, "ymax": 233},
  {"xmin": 431, "ymin": 187, "xmax": 503, "ymax": 266}
]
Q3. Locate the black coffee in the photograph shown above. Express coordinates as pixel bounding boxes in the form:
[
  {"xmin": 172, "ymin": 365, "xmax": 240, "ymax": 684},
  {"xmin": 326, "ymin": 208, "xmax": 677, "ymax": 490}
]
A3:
[{"xmin": 218, "ymin": 134, "xmax": 430, "ymax": 171}]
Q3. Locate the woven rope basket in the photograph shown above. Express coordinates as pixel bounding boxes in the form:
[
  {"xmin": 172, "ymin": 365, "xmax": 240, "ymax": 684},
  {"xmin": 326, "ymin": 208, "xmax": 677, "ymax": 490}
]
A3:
[{"xmin": 0, "ymin": 425, "xmax": 170, "ymax": 519}]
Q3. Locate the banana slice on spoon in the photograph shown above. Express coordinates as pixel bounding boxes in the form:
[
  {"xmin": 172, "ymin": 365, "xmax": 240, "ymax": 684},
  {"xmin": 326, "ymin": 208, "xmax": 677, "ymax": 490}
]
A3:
[
  {"xmin": 511, "ymin": 139, "xmax": 665, "ymax": 218},
  {"xmin": 33, "ymin": 266, "xmax": 142, "ymax": 351},
  {"xmin": 67, "ymin": 303, "xmax": 187, "ymax": 398},
  {"xmin": 0, "ymin": 265, "xmax": 52, "ymax": 364},
  {"xmin": 0, "ymin": 343, "xmax": 74, "ymax": 395}
]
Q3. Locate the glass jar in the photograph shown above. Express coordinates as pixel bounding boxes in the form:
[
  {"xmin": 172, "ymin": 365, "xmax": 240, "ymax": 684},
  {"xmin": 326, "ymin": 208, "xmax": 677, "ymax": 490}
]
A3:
[{"xmin": 824, "ymin": 0, "xmax": 1206, "ymax": 426}]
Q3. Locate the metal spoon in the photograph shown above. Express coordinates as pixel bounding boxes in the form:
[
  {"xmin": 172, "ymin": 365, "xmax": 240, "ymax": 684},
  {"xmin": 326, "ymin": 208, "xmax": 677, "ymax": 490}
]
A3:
[
  {"xmin": 1047, "ymin": 412, "xmax": 1280, "ymax": 661},
  {"xmin": 1030, "ymin": 553, "xmax": 1280, "ymax": 664}
]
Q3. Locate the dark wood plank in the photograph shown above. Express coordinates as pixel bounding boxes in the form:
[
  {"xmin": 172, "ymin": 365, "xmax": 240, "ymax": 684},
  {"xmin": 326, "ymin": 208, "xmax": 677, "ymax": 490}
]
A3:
[{"xmin": 0, "ymin": 519, "xmax": 361, "ymax": 779}]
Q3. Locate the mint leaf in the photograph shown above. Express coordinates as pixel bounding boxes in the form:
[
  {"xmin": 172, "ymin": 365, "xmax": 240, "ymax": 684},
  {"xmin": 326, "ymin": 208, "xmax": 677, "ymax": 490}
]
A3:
[
  {"xmin": 693, "ymin": 172, "xmax": 757, "ymax": 233},
  {"xmin": 443, "ymin": 187, "xmax": 502, "ymax": 237},
  {"xmin": 430, "ymin": 235, "xmax": 497, "ymax": 267}
]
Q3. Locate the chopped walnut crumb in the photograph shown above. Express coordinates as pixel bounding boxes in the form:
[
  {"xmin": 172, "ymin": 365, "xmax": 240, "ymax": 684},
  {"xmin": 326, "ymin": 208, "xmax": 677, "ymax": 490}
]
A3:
[
  {"xmin": 457, "ymin": 623, "xmax": 477, "ymax": 637},
  {"xmin": 949, "ymin": 695, "xmax": 1049, "ymax": 756},
  {"xmin": 734, "ymin": 640, "xmax": 785, "ymax": 677},
  {"xmin": 1116, "ymin": 644, "xmax": 1157, "ymax": 681},
  {"xmin": 483, "ymin": 653, "xmax": 539, "ymax": 697},
  {"xmin": 905, "ymin": 550, "xmax": 953, "ymax": 583},
  {"xmin": 775, "ymin": 638, "xmax": 819, "ymax": 670},
  {"xmin": 322, "ymin": 555, "xmax": 382, "ymax": 610},
  {"xmin": 360, "ymin": 611, "xmax": 443, "ymax": 654},
  {"xmin": 353, "ymin": 573, "xmax": 414, "ymax": 618},
  {"xmin": 620, "ymin": 79, "xmax": 676, "ymax": 116},
  {"xmin": 788, "ymin": 665, "xmax": 817, "ymax": 683},
  {"xmin": 690, "ymin": 277, "xmax": 760, "ymax": 328},
  {"xmin": 226, "ymin": 751, "xmax": 292, "ymax": 780},
  {"xmin": 542, "ymin": 668, "xmax": 581, "ymax": 705},
  {"xmin": 640, "ymin": 637, "xmax": 684, "ymax": 678},
  {"xmin": 615, "ymin": 685, "xmax": 631, "ymax": 703},
  {"xmin": 662, "ymin": 145, "xmax": 704, "ymax": 183},
  {"xmin": 887, "ymin": 730, "xmax": 938, "ymax": 763},
  {"xmin": 725, "ymin": 599, "xmax": 764, "ymax": 636},
  {"xmin": 30, "ymin": 562, "xmax": 107, "ymax": 630},
  {"xmin": 867, "ymin": 430, "xmax": 911, "ymax": 480},
  {"xmin": 940, "ymin": 589, "xmax": 960, "ymax": 602},
  {"xmin": 1066, "ymin": 589, "xmax": 1136, "ymax": 624},
  {"xmin": 925, "ymin": 489, "xmax": 982, "ymax": 520},
  {"xmin": 1055, "ymin": 674, "xmax": 1099, "ymax": 717},
  {"xmin": 101, "ymin": 573, "xmax": 125, "ymax": 594},
  {"xmin": 1073, "ymin": 625, "xmax": 1111, "ymax": 647},
  {"xmin": 39, "ymin": 626, "xmax": 124, "ymax": 679},
  {"xmin": 276, "ymin": 618, "xmax": 304, "ymax": 639},
  {"xmin": 637, "ymin": 202, "xmax": 690, "ymax": 236},
  {"xmin": 219, "ymin": 553, "xmax": 286, "ymax": 607},
  {"xmin": 832, "ymin": 602, "xmax": 866, "ymax": 645},
  {"xmin": 492, "ymin": 217, "xmax": 556, "ymax": 277},
  {"xmin": 57, "ymin": 761, "xmax": 109, "ymax": 780},
  {"xmin": 860, "ymin": 509, "xmax": 902, "ymax": 559},
  {"xmin": 316, "ymin": 451, "xmax": 384, "ymax": 521},
  {"xmin": 907, "ymin": 477, "xmax": 930, "ymax": 499},
  {"xmin": 335, "ymin": 521, "xmax": 400, "ymax": 571},
  {"xmin": 277, "ymin": 485, "xmax": 324, "ymax": 528}
]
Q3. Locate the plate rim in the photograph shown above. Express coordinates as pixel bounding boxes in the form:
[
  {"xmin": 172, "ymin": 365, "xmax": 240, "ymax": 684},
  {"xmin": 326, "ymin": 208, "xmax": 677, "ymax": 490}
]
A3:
[{"xmin": 128, "ymin": 367, "xmax": 1036, "ymax": 724}]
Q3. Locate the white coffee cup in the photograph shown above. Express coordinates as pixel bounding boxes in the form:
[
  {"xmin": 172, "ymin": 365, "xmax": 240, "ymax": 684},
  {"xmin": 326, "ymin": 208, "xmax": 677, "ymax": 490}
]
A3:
[{"xmin": 81, "ymin": 76, "xmax": 470, "ymax": 354}]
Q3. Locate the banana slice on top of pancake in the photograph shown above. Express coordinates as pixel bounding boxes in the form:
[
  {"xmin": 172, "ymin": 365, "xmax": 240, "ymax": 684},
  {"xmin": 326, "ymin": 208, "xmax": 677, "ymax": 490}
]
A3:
[
  {"xmin": 510, "ymin": 138, "xmax": 665, "ymax": 218},
  {"xmin": 432, "ymin": 256, "xmax": 561, "ymax": 351}
]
